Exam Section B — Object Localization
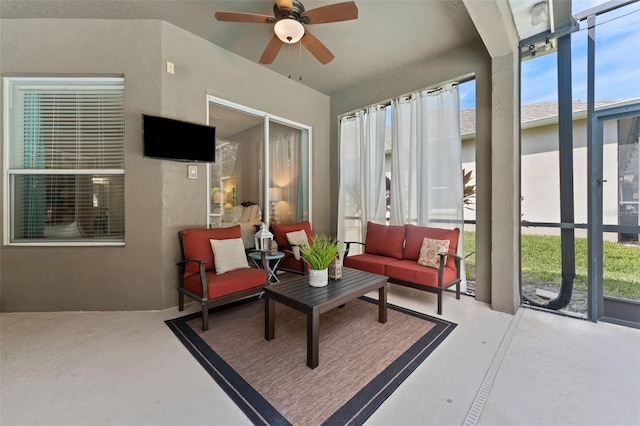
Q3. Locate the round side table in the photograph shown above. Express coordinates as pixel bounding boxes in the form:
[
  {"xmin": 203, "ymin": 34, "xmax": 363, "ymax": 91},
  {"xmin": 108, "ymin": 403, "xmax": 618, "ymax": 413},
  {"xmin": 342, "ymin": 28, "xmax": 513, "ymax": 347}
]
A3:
[{"xmin": 248, "ymin": 251, "xmax": 285, "ymax": 284}]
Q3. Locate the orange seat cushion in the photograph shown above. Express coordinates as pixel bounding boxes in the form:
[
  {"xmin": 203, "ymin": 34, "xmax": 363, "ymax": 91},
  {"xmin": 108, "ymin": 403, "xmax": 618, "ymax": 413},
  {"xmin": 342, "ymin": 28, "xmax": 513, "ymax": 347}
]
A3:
[
  {"xmin": 183, "ymin": 267, "xmax": 266, "ymax": 299},
  {"xmin": 343, "ymin": 253, "xmax": 398, "ymax": 276},
  {"xmin": 278, "ymin": 254, "xmax": 309, "ymax": 273},
  {"xmin": 385, "ymin": 259, "xmax": 458, "ymax": 288}
]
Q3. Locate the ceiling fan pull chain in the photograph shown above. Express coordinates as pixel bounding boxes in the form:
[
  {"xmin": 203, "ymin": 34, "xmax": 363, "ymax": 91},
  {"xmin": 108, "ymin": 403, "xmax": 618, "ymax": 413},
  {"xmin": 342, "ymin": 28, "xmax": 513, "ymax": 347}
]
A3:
[
  {"xmin": 299, "ymin": 42, "xmax": 303, "ymax": 81},
  {"xmin": 288, "ymin": 43, "xmax": 292, "ymax": 79}
]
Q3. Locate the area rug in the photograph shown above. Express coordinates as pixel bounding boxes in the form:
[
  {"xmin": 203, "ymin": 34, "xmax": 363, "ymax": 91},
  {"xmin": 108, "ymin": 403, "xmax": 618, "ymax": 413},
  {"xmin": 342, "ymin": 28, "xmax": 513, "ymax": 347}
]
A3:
[{"xmin": 166, "ymin": 296, "xmax": 456, "ymax": 426}]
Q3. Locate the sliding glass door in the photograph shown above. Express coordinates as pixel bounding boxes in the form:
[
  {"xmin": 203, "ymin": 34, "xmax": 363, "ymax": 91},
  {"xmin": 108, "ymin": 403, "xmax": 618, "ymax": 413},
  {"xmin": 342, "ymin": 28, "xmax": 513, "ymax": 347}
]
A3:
[{"xmin": 207, "ymin": 96, "xmax": 311, "ymax": 227}]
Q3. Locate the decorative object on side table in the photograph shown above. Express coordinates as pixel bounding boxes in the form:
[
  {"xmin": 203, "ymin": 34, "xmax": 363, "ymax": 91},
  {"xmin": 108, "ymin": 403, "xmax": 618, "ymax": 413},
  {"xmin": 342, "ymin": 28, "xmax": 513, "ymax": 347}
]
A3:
[
  {"xmin": 268, "ymin": 239, "xmax": 278, "ymax": 256},
  {"xmin": 254, "ymin": 223, "xmax": 273, "ymax": 251},
  {"xmin": 298, "ymin": 235, "xmax": 341, "ymax": 287}
]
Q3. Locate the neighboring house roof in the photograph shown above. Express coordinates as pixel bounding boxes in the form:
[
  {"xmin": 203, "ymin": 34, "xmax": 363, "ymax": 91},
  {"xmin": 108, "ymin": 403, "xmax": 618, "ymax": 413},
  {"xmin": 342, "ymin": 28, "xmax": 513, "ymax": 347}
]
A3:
[
  {"xmin": 460, "ymin": 99, "xmax": 638, "ymax": 138},
  {"xmin": 384, "ymin": 98, "xmax": 638, "ymax": 149}
]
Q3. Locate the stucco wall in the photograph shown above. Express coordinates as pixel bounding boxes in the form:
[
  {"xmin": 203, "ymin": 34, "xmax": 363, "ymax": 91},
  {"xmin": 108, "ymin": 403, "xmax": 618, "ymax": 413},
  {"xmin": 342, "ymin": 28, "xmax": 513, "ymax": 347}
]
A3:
[{"xmin": 0, "ymin": 19, "xmax": 329, "ymax": 312}]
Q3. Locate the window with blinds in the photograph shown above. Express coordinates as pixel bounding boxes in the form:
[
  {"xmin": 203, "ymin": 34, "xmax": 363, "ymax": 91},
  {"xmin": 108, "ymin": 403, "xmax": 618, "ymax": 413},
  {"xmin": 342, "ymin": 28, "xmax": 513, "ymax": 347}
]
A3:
[{"xmin": 4, "ymin": 77, "xmax": 125, "ymax": 244}]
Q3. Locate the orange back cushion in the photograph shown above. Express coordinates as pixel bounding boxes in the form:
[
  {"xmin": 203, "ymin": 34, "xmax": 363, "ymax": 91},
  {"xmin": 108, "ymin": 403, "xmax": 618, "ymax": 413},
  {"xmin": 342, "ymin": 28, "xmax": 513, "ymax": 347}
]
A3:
[
  {"xmin": 179, "ymin": 226, "xmax": 242, "ymax": 274},
  {"xmin": 271, "ymin": 221, "xmax": 314, "ymax": 250},
  {"xmin": 403, "ymin": 224, "xmax": 460, "ymax": 269},
  {"xmin": 364, "ymin": 222, "xmax": 406, "ymax": 260}
]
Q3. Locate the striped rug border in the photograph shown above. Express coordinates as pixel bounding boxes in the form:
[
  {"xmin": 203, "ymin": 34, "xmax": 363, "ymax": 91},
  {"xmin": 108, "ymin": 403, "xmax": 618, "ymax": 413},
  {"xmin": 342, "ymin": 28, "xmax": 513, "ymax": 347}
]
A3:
[{"xmin": 165, "ymin": 296, "xmax": 456, "ymax": 426}]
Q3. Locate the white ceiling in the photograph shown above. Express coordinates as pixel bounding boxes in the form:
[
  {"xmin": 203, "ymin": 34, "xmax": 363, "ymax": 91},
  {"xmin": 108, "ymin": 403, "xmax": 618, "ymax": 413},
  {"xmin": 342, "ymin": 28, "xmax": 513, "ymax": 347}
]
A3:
[{"xmin": 1, "ymin": 0, "xmax": 484, "ymax": 96}]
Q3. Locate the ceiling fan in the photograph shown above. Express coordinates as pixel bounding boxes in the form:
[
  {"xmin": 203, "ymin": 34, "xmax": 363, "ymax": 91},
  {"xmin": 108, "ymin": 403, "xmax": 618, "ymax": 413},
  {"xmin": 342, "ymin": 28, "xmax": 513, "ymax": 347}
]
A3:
[{"xmin": 215, "ymin": 0, "xmax": 358, "ymax": 65}]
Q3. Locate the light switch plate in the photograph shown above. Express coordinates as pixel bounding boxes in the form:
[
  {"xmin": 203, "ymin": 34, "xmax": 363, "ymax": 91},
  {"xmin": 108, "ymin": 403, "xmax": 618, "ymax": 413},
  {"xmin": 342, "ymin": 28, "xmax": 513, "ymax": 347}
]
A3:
[{"xmin": 188, "ymin": 165, "xmax": 197, "ymax": 179}]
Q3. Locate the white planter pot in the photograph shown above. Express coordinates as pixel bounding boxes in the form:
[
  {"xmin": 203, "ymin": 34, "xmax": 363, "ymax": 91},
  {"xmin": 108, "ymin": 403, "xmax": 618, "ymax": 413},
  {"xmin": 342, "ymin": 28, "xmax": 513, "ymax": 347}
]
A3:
[{"xmin": 308, "ymin": 268, "xmax": 329, "ymax": 287}]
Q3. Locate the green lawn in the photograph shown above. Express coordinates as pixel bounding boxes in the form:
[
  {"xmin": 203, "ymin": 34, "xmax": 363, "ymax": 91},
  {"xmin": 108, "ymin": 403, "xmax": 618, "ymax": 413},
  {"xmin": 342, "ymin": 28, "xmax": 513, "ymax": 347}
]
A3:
[{"xmin": 463, "ymin": 231, "xmax": 640, "ymax": 300}]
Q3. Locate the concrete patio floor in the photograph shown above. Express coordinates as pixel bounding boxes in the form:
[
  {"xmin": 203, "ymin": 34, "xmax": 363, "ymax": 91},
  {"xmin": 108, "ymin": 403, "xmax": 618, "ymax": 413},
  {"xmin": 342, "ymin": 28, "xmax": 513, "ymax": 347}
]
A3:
[{"xmin": 2, "ymin": 283, "xmax": 639, "ymax": 425}]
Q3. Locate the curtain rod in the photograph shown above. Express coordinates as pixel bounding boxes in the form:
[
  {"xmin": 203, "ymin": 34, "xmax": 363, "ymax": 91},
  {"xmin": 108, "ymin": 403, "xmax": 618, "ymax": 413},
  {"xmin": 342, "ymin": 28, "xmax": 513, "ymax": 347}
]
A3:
[{"xmin": 339, "ymin": 73, "xmax": 474, "ymax": 120}]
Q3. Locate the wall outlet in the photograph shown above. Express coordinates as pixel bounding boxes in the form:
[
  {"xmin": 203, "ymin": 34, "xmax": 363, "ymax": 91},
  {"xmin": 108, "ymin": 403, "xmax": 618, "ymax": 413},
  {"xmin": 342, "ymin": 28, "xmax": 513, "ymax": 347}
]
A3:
[
  {"xmin": 166, "ymin": 61, "xmax": 175, "ymax": 74},
  {"xmin": 188, "ymin": 165, "xmax": 197, "ymax": 179}
]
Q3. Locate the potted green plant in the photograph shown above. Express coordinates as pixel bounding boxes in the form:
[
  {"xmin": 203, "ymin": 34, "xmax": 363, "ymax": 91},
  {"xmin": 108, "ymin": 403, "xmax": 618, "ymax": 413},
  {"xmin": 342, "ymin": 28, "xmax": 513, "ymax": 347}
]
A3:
[{"xmin": 298, "ymin": 235, "xmax": 341, "ymax": 287}]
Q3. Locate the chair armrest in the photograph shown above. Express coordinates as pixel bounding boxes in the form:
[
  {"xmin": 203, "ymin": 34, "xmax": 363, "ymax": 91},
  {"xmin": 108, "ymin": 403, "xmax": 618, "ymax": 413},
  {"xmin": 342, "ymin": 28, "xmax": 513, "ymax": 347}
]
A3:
[
  {"xmin": 440, "ymin": 252, "xmax": 463, "ymax": 261},
  {"xmin": 176, "ymin": 258, "xmax": 206, "ymax": 275},
  {"xmin": 437, "ymin": 252, "xmax": 463, "ymax": 285},
  {"xmin": 344, "ymin": 241, "xmax": 365, "ymax": 257},
  {"xmin": 176, "ymin": 258, "xmax": 206, "ymax": 266},
  {"xmin": 176, "ymin": 258, "xmax": 208, "ymax": 299}
]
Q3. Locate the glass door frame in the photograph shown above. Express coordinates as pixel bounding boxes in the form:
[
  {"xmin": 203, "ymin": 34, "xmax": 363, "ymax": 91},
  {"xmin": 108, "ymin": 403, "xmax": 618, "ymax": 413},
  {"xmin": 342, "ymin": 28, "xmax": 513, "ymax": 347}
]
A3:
[
  {"xmin": 206, "ymin": 95, "xmax": 313, "ymax": 227},
  {"xmin": 589, "ymin": 102, "xmax": 640, "ymax": 326}
]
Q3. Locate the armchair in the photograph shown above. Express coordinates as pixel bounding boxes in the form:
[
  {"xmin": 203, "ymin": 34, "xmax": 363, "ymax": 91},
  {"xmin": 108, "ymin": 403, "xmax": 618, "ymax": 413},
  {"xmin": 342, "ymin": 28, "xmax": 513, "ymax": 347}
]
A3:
[
  {"xmin": 271, "ymin": 221, "xmax": 314, "ymax": 275},
  {"xmin": 177, "ymin": 225, "xmax": 267, "ymax": 331}
]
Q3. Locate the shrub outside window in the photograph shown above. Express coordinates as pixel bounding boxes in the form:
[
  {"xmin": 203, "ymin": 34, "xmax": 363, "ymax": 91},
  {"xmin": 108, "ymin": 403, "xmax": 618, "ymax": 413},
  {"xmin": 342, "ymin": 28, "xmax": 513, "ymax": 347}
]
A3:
[{"xmin": 4, "ymin": 77, "xmax": 125, "ymax": 245}]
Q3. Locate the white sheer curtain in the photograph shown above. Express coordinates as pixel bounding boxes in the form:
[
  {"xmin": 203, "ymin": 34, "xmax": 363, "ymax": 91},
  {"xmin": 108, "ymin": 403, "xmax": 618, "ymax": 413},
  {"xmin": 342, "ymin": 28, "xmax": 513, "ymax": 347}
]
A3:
[
  {"xmin": 390, "ymin": 83, "xmax": 465, "ymax": 288},
  {"xmin": 270, "ymin": 127, "xmax": 300, "ymax": 223},
  {"xmin": 390, "ymin": 83, "xmax": 463, "ymax": 227},
  {"xmin": 337, "ymin": 106, "xmax": 387, "ymax": 246},
  {"xmin": 390, "ymin": 95, "xmax": 418, "ymax": 225}
]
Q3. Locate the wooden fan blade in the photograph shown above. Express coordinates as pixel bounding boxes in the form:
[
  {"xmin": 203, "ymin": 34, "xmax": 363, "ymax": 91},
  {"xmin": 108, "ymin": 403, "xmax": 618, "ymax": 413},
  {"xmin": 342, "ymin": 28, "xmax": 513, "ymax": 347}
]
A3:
[
  {"xmin": 302, "ymin": 1, "xmax": 358, "ymax": 24},
  {"xmin": 301, "ymin": 30, "xmax": 335, "ymax": 65},
  {"xmin": 215, "ymin": 11, "xmax": 273, "ymax": 23},
  {"xmin": 259, "ymin": 34, "xmax": 284, "ymax": 64},
  {"xmin": 275, "ymin": 0, "xmax": 294, "ymax": 13}
]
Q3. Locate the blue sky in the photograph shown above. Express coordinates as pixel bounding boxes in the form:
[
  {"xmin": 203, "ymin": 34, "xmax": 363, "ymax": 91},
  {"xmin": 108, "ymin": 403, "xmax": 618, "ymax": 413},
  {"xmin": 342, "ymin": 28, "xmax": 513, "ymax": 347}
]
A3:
[{"xmin": 459, "ymin": 0, "xmax": 640, "ymax": 109}]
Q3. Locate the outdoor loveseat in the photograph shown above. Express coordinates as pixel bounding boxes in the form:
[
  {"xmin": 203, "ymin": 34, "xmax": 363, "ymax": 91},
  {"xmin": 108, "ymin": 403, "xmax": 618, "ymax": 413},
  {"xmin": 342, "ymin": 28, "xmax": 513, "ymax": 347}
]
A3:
[{"xmin": 344, "ymin": 221, "xmax": 462, "ymax": 314}]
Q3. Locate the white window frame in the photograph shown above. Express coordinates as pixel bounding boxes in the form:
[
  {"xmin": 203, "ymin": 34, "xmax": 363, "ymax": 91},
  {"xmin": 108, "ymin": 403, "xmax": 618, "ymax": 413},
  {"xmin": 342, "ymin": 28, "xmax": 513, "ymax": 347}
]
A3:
[{"xmin": 3, "ymin": 77, "xmax": 126, "ymax": 246}]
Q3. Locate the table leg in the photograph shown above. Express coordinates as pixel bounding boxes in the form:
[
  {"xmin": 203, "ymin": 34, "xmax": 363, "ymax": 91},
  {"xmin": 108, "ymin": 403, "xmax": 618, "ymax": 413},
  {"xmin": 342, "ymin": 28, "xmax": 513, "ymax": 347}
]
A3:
[
  {"xmin": 307, "ymin": 308, "xmax": 320, "ymax": 369},
  {"xmin": 266, "ymin": 261, "xmax": 277, "ymax": 284},
  {"xmin": 265, "ymin": 295, "xmax": 275, "ymax": 340},
  {"xmin": 378, "ymin": 285, "xmax": 388, "ymax": 323},
  {"xmin": 269, "ymin": 258, "xmax": 282, "ymax": 283}
]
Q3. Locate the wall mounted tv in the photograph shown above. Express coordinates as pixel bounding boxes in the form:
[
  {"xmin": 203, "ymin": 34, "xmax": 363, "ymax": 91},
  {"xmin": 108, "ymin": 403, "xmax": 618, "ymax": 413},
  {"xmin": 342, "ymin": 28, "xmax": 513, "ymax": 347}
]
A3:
[{"xmin": 143, "ymin": 114, "xmax": 216, "ymax": 162}]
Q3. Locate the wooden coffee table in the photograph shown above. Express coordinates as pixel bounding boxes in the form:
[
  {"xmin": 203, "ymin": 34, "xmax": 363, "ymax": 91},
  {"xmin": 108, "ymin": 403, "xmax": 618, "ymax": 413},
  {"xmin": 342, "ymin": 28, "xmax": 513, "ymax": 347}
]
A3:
[{"xmin": 264, "ymin": 267, "xmax": 388, "ymax": 369}]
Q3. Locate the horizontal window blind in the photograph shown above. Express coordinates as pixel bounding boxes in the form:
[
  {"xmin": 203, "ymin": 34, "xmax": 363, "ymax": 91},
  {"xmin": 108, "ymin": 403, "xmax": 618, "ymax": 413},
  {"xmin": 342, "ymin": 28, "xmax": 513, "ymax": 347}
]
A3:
[{"xmin": 5, "ymin": 78, "xmax": 125, "ymax": 244}]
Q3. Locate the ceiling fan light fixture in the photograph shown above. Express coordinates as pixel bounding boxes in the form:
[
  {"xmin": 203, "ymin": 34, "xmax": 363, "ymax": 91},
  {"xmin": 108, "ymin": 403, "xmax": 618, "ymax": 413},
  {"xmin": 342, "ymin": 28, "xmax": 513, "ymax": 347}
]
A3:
[{"xmin": 274, "ymin": 18, "xmax": 305, "ymax": 43}]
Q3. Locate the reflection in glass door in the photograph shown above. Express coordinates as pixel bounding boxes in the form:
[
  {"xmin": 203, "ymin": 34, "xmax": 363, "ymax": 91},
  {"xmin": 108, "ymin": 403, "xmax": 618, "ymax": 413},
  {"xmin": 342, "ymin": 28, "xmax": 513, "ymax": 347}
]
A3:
[
  {"xmin": 595, "ymin": 106, "xmax": 640, "ymax": 327},
  {"xmin": 268, "ymin": 121, "xmax": 310, "ymax": 225},
  {"xmin": 207, "ymin": 96, "xmax": 311, "ymax": 229}
]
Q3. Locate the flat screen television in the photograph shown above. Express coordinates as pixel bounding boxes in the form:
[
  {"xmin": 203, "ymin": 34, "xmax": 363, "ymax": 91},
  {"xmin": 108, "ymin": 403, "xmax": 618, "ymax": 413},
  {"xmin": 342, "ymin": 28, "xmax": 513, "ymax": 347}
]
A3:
[{"xmin": 143, "ymin": 114, "xmax": 216, "ymax": 162}]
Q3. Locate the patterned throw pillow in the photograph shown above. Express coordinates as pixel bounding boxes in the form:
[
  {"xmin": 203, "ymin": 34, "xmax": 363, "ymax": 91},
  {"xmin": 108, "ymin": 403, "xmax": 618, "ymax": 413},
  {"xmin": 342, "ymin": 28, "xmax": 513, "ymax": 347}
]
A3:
[
  {"xmin": 417, "ymin": 237, "xmax": 450, "ymax": 269},
  {"xmin": 210, "ymin": 238, "xmax": 249, "ymax": 274},
  {"xmin": 286, "ymin": 230, "xmax": 309, "ymax": 260}
]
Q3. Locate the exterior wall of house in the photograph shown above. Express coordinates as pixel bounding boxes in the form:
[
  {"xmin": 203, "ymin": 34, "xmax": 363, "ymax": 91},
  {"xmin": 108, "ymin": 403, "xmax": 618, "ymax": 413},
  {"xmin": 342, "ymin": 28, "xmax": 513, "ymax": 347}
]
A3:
[
  {"xmin": 524, "ymin": 119, "xmax": 621, "ymax": 237},
  {"xmin": 464, "ymin": 117, "xmax": 621, "ymax": 240},
  {"xmin": 0, "ymin": 19, "xmax": 330, "ymax": 312}
]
